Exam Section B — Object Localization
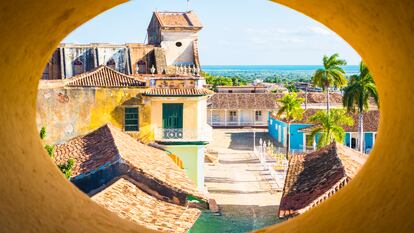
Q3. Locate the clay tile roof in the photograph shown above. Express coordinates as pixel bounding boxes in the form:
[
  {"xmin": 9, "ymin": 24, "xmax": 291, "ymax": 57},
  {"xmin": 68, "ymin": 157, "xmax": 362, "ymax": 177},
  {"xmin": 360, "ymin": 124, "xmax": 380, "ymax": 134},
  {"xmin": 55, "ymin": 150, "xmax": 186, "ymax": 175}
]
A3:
[
  {"xmin": 54, "ymin": 125, "xmax": 121, "ymax": 177},
  {"xmin": 154, "ymin": 11, "xmax": 202, "ymax": 29},
  {"xmin": 278, "ymin": 142, "xmax": 367, "ymax": 218},
  {"xmin": 65, "ymin": 66, "xmax": 146, "ymax": 88},
  {"xmin": 92, "ymin": 177, "xmax": 201, "ymax": 233},
  {"xmin": 216, "ymin": 85, "xmax": 267, "ymax": 89},
  {"xmin": 143, "ymin": 88, "xmax": 213, "ymax": 96},
  {"xmin": 54, "ymin": 124, "xmax": 206, "ymax": 200},
  {"xmin": 107, "ymin": 124, "xmax": 206, "ymax": 200},
  {"xmin": 270, "ymin": 109, "xmax": 319, "ymax": 124},
  {"xmin": 297, "ymin": 92, "xmax": 343, "ymax": 104},
  {"xmin": 343, "ymin": 110, "xmax": 380, "ymax": 132},
  {"xmin": 207, "ymin": 93, "xmax": 284, "ymax": 110}
]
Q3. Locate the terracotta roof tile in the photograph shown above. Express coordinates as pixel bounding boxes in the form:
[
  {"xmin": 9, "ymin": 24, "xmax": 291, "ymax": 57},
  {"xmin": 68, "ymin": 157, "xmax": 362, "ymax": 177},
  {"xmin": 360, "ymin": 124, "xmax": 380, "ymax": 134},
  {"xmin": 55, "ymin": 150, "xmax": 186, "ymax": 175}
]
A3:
[
  {"xmin": 144, "ymin": 88, "xmax": 213, "ymax": 96},
  {"xmin": 207, "ymin": 93, "xmax": 283, "ymax": 110},
  {"xmin": 216, "ymin": 85, "xmax": 267, "ymax": 89},
  {"xmin": 343, "ymin": 110, "xmax": 380, "ymax": 132},
  {"xmin": 270, "ymin": 109, "xmax": 319, "ymax": 124},
  {"xmin": 107, "ymin": 124, "xmax": 206, "ymax": 200},
  {"xmin": 54, "ymin": 124, "xmax": 206, "ymax": 200},
  {"xmin": 207, "ymin": 92, "xmax": 346, "ymax": 110},
  {"xmin": 298, "ymin": 92, "xmax": 343, "ymax": 104},
  {"xmin": 155, "ymin": 11, "xmax": 202, "ymax": 29},
  {"xmin": 92, "ymin": 177, "xmax": 201, "ymax": 233},
  {"xmin": 278, "ymin": 142, "xmax": 367, "ymax": 218},
  {"xmin": 54, "ymin": 125, "xmax": 120, "ymax": 177},
  {"xmin": 65, "ymin": 66, "xmax": 146, "ymax": 88}
]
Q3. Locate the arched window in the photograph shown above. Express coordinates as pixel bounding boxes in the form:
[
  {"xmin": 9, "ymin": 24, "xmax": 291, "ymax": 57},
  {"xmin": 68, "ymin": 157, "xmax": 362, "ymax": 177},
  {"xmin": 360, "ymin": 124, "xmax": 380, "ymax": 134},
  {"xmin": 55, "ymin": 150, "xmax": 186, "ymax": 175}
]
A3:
[
  {"xmin": 106, "ymin": 59, "xmax": 116, "ymax": 70},
  {"xmin": 136, "ymin": 60, "xmax": 146, "ymax": 74},
  {"xmin": 73, "ymin": 59, "xmax": 83, "ymax": 75}
]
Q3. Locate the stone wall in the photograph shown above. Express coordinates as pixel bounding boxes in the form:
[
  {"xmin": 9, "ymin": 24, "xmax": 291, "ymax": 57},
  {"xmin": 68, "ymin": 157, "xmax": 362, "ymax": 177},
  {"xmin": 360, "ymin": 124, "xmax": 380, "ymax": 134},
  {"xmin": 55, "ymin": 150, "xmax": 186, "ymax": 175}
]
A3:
[{"xmin": 153, "ymin": 47, "xmax": 167, "ymax": 74}]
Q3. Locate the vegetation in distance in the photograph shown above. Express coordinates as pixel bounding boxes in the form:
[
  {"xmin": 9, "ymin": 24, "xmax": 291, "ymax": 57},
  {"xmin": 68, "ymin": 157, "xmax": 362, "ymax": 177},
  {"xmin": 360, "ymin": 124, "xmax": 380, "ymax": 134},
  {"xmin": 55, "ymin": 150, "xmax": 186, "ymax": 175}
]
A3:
[{"xmin": 202, "ymin": 71, "xmax": 247, "ymax": 91}]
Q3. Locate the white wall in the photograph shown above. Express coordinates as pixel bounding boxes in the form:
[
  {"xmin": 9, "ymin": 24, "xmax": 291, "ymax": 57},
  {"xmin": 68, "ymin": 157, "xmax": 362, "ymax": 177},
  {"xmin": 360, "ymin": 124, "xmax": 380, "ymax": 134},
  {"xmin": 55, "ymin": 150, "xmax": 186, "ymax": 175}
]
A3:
[
  {"xmin": 240, "ymin": 110, "xmax": 254, "ymax": 124},
  {"xmin": 160, "ymin": 31, "xmax": 198, "ymax": 66},
  {"xmin": 208, "ymin": 109, "xmax": 270, "ymax": 126}
]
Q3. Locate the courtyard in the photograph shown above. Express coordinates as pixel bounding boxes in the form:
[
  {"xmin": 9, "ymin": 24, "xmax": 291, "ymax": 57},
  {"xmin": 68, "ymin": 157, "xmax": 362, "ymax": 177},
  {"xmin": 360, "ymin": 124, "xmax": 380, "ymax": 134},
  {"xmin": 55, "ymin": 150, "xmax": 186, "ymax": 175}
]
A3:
[{"xmin": 191, "ymin": 129, "xmax": 284, "ymax": 232}]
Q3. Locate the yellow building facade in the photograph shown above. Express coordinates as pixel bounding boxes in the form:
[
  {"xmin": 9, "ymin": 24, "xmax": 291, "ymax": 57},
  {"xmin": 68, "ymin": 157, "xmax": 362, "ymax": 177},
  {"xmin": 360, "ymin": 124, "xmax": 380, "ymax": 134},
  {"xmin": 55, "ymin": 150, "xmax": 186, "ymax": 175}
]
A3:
[{"xmin": 37, "ymin": 66, "xmax": 212, "ymax": 191}]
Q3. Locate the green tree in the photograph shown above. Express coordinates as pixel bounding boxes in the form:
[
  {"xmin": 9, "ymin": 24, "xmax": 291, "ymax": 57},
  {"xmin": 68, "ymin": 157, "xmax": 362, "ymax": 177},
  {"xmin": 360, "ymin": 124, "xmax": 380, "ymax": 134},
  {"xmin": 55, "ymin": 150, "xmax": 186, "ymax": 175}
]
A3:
[
  {"xmin": 343, "ymin": 61, "xmax": 379, "ymax": 152},
  {"xmin": 285, "ymin": 82, "xmax": 298, "ymax": 92},
  {"xmin": 312, "ymin": 53, "xmax": 348, "ymax": 113},
  {"xmin": 231, "ymin": 76, "xmax": 246, "ymax": 86},
  {"xmin": 277, "ymin": 93, "xmax": 305, "ymax": 159},
  {"xmin": 309, "ymin": 109, "xmax": 354, "ymax": 149},
  {"xmin": 58, "ymin": 159, "xmax": 75, "ymax": 179}
]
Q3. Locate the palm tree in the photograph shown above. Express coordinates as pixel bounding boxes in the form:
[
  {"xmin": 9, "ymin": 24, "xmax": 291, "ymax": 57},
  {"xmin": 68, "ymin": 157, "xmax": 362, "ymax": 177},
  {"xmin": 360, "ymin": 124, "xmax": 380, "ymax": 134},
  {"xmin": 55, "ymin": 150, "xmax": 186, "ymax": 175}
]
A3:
[
  {"xmin": 312, "ymin": 53, "xmax": 348, "ymax": 113},
  {"xmin": 277, "ymin": 93, "xmax": 304, "ymax": 159},
  {"xmin": 309, "ymin": 109, "xmax": 354, "ymax": 149},
  {"xmin": 343, "ymin": 61, "xmax": 379, "ymax": 153}
]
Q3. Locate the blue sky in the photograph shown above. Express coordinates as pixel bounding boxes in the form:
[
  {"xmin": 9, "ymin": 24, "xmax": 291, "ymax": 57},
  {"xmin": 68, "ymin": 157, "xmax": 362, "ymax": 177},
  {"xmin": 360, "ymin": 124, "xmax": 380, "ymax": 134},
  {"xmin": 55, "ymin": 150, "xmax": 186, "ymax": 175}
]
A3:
[{"xmin": 63, "ymin": 0, "xmax": 361, "ymax": 65}]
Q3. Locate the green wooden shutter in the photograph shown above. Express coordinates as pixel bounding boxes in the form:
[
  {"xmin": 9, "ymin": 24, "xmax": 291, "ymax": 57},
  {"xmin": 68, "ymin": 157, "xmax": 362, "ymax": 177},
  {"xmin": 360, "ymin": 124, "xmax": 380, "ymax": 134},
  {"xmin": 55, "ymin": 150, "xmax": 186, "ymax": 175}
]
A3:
[
  {"xmin": 124, "ymin": 107, "xmax": 139, "ymax": 131},
  {"xmin": 162, "ymin": 104, "xmax": 183, "ymax": 129}
]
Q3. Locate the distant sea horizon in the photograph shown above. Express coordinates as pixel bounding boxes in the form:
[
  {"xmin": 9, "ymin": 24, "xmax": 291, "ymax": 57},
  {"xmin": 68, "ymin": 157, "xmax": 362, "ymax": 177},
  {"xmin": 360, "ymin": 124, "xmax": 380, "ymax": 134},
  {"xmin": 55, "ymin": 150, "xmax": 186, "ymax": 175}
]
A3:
[{"xmin": 201, "ymin": 65, "xmax": 359, "ymax": 80}]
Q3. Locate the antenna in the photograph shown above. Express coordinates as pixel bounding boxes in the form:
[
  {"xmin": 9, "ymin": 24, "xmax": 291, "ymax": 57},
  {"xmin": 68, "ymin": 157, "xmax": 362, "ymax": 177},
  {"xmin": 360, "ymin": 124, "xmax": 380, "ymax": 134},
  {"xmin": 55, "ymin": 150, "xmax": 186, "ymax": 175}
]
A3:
[{"xmin": 187, "ymin": 0, "xmax": 190, "ymax": 11}]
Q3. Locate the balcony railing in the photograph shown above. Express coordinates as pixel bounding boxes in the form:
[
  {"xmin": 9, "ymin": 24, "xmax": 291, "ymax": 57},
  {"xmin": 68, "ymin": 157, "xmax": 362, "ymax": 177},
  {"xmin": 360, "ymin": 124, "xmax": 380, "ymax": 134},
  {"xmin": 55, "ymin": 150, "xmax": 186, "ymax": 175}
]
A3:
[
  {"xmin": 208, "ymin": 120, "xmax": 268, "ymax": 127},
  {"xmin": 154, "ymin": 125, "xmax": 213, "ymax": 142}
]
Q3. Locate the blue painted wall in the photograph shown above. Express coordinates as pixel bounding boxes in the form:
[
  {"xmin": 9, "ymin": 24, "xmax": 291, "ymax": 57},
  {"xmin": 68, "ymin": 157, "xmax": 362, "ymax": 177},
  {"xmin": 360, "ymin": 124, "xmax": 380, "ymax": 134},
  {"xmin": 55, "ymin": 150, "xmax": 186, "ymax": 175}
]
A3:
[
  {"xmin": 345, "ymin": 133, "xmax": 351, "ymax": 147},
  {"xmin": 269, "ymin": 116, "xmax": 287, "ymax": 145},
  {"xmin": 268, "ymin": 114, "xmax": 310, "ymax": 152},
  {"xmin": 269, "ymin": 114, "xmax": 376, "ymax": 153},
  {"xmin": 365, "ymin": 132, "xmax": 374, "ymax": 153},
  {"xmin": 289, "ymin": 124, "xmax": 311, "ymax": 152}
]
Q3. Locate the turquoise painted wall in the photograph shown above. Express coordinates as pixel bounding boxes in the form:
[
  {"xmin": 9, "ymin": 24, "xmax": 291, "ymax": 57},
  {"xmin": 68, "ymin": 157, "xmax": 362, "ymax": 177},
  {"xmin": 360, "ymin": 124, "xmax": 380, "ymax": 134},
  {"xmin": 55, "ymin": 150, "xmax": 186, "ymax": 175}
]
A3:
[
  {"xmin": 365, "ymin": 132, "xmax": 374, "ymax": 153},
  {"xmin": 268, "ymin": 114, "xmax": 310, "ymax": 152},
  {"xmin": 289, "ymin": 124, "xmax": 311, "ymax": 152},
  {"xmin": 268, "ymin": 117, "xmax": 286, "ymax": 145},
  {"xmin": 164, "ymin": 145, "xmax": 204, "ymax": 191},
  {"xmin": 268, "ymin": 114, "xmax": 377, "ymax": 153},
  {"xmin": 345, "ymin": 133, "xmax": 351, "ymax": 147}
]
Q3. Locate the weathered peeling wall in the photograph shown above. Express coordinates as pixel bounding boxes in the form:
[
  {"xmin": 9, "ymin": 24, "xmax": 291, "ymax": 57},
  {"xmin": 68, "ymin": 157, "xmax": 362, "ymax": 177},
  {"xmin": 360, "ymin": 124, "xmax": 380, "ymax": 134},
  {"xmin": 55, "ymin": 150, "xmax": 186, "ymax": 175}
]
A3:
[
  {"xmin": 96, "ymin": 46, "xmax": 129, "ymax": 74},
  {"xmin": 0, "ymin": 1, "xmax": 413, "ymax": 233},
  {"xmin": 36, "ymin": 87, "xmax": 153, "ymax": 144},
  {"xmin": 128, "ymin": 43, "xmax": 154, "ymax": 74},
  {"xmin": 153, "ymin": 79, "xmax": 197, "ymax": 88},
  {"xmin": 63, "ymin": 47, "xmax": 96, "ymax": 78}
]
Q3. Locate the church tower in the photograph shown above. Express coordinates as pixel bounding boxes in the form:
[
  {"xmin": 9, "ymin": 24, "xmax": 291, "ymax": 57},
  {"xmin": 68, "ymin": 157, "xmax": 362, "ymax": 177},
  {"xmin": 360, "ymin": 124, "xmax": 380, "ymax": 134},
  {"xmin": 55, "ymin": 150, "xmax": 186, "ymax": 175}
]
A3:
[{"xmin": 147, "ymin": 11, "xmax": 203, "ymax": 70}]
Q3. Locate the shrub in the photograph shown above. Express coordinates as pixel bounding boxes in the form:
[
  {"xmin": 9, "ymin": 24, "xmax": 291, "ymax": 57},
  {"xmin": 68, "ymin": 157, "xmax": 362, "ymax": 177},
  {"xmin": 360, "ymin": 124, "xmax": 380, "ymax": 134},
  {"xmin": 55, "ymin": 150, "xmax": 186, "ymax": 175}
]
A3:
[
  {"xmin": 58, "ymin": 159, "xmax": 75, "ymax": 179},
  {"xmin": 44, "ymin": 144, "xmax": 54, "ymax": 158}
]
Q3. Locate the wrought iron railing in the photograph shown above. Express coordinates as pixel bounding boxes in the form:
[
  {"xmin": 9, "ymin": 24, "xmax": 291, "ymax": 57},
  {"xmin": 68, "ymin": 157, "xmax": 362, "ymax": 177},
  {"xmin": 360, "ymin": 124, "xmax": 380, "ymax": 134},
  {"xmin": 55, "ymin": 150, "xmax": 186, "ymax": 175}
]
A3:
[
  {"xmin": 208, "ymin": 120, "xmax": 268, "ymax": 126},
  {"xmin": 154, "ymin": 126, "xmax": 213, "ymax": 142}
]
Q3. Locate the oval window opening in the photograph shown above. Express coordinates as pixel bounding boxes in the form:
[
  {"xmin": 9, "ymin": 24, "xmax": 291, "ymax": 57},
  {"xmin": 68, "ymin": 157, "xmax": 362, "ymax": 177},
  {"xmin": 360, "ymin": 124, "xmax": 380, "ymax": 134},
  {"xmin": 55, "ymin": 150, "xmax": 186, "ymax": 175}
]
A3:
[{"xmin": 36, "ymin": 1, "xmax": 379, "ymax": 233}]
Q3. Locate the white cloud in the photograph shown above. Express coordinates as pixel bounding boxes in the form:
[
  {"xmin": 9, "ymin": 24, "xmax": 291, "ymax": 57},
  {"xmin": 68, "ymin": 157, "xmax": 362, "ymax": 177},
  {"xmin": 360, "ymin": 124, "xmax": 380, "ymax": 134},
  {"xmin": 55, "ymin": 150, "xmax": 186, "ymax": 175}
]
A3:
[
  {"xmin": 241, "ymin": 25, "xmax": 344, "ymax": 50},
  {"xmin": 307, "ymin": 26, "xmax": 335, "ymax": 36}
]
